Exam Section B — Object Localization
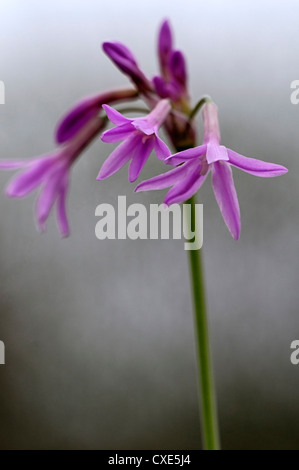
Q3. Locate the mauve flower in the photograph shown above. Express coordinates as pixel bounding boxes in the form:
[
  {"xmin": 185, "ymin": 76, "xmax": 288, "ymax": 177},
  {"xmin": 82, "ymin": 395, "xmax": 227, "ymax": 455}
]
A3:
[
  {"xmin": 153, "ymin": 20, "xmax": 188, "ymax": 105},
  {"xmin": 102, "ymin": 42, "xmax": 153, "ymax": 95},
  {"xmin": 97, "ymin": 99, "xmax": 171, "ymax": 182},
  {"xmin": 135, "ymin": 101, "xmax": 288, "ymax": 240},
  {"xmin": 0, "ymin": 115, "xmax": 105, "ymax": 236},
  {"xmin": 55, "ymin": 88, "xmax": 138, "ymax": 144}
]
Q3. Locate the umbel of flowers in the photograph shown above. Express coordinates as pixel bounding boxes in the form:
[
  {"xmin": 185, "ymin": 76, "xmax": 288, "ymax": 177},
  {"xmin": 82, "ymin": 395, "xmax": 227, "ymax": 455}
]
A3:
[{"xmin": 0, "ymin": 20, "xmax": 287, "ymax": 238}]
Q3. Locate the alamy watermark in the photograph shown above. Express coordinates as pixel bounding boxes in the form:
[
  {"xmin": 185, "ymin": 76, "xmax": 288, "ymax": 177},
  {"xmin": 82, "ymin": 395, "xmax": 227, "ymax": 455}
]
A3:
[
  {"xmin": 290, "ymin": 80, "xmax": 299, "ymax": 104},
  {"xmin": 0, "ymin": 81, "xmax": 5, "ymax": 104},
  {"xmin": 0, "ymin": 341, "xmax": 4, "ymax": 365},
  {"xmin": 290, "ymin": 340, "xmax": 299, "ymax": 365},
  {"xmin": 95, "ymin": 196, "xmax": 203, "ymax": 250}
]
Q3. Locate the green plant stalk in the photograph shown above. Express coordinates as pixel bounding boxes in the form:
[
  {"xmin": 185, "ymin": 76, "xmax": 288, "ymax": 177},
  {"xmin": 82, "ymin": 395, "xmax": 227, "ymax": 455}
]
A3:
[{"xmin": 186, "ymin": 195, "xmax": 220, "ymax": 450}]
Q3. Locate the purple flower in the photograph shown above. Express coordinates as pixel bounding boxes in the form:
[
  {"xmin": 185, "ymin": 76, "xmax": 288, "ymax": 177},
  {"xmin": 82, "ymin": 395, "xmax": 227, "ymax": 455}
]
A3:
[
  {"xmin": 102, "ymin": 42, "xmax": 152, "ymax": 94},
  {"xmin": 157, "ymin": 20, "xmax": 173, "ymax": 79},
  {"xmin": 135, "ymin": 101, "xmax": 288, "ymax": 240},
  {"xmin": 55, "ymin": 88, "xmax": 138, "ymax": 144},
  {"xmin": 0, "ymin": 115, "xmax": 105, "ymax": 236},
  {"xmin": 153, "ymin": 20, "xmax": 188, "ymax": 106},
  {"xmin": 97, "ymin": 99, "xmax": 171, "ymax": 182}
]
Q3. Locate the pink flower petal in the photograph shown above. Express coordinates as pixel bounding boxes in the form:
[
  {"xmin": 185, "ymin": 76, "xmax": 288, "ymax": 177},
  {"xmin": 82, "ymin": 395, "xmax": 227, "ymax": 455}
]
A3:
[
  {"xmin": 97, "ymin": 133, "xmax": 140, "ymax": 180},
  {"xmin": 154, "ymin": 136, "xmax": 171, "ymax": 160},
  {"xmin": 5, "ymin": 156, "xmax": 55, "ymax": 198},
  {"xmin": 56, "ymin": 95, "xmax": 103, "ymax": 144},
  {"xmin": 102, "ymin": 42, "xmax": 151, "ymax": 91},
  {"xmin": 170, "ymin": 50, "xmax": 187, "ymax": 86},
  {"xmin": 211, "ymin": 161, "xmax": 241, "ymax": 240},
  {"xmin": 135, "ymin": 160, "xmax": 197, "ymax": 192},
  {"xmin": 0, "ymin": 160, "xmax": 33, "ymax": 170},
  {"xmin": 35, "ymin": 164, "xmax": 66, "ymax": 230},
  {"xmin": 56, "ymin": 173, "xmax": 70, "ymax": 237},
  {"xmin": 101, "ymin": 123, "xmax": 134, "ymax": 143},
  {"xmin": 164, "ymin": 166, "xmax": 208, "ymax": 205},
  {"xmin": 165, "ymin": 145, "xmax": 207, "ymax": 165},
  {"xmin": 102, "ymin": 104, "xmax": 131, "ymax": 126},
  {"xmin": 128, "ymin": 137, "xmax": 154, "ymax": 183},
  {"xmin": 158, "ymin": 20, "xmax": 173, "ymax": 69},
  {"xmin": 227, "ymin": 149, "xmax": 288, "ymax": 177},
  {"xmin": 206, "ymin": 141, "xmax": 228, "ymax": 164}
]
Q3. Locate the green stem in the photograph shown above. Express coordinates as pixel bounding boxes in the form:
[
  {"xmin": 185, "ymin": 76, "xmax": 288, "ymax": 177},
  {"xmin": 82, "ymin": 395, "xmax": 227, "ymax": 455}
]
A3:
[
  {"xmin": 115, "ymin": 106, "xmax": 150, "ymax": 115},
  {"xmin": 187, "ymin": 195, "xmax": 220, "ymax": 450},
  {"xmin": 188, "ymin": 96, "xmax": 212, "ymax": 122}
]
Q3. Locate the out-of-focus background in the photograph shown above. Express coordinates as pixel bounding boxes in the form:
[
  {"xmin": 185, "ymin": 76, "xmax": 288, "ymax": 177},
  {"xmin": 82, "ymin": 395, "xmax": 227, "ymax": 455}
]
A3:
[{"xmin": 0, "ymin": 0, "xmax": 298, "ymax": 450}]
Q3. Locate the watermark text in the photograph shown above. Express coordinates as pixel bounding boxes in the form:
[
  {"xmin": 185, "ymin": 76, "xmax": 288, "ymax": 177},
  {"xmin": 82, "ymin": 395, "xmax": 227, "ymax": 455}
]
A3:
[
  {"xmin": 0, "ymin": 341, "xmax": 4, "ymax": 365},
  {"xmin": 95, "ymin": 196, "xmax": 203, "ymax": 250},
  {"xmin": 290, "ymin": 340, "xmax": 299, "ymax": 365},
  {"xmin": 290, "ymin": 80, "xmax": 299, "ymax": 104}
]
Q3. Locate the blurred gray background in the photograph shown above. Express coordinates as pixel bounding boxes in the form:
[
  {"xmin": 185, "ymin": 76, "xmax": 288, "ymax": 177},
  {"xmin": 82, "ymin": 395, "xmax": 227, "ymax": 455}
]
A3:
[{"xmin": 0, "ymin": 0, "xmax": 298, "ymax": 449}]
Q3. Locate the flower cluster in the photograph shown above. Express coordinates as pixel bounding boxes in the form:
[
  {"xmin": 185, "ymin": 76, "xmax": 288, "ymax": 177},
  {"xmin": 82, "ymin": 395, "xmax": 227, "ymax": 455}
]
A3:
[{"xmin": 0, "ymin": 20, "xmax": 287, "ymax": 238}]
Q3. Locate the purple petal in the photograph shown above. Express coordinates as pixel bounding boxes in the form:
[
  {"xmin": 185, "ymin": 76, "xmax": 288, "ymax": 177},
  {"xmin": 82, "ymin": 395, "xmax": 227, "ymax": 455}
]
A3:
[
  {"xmin": 170, "ymin": 50, "xmax": 187, "ymax": 86},
  {"xmin": 132, "ymin": 118, "xmax": 155, "ymax": 135},
  {"xmin": 55, "ymin": 89, "xmax": 139, "ymax": 144},
  {"xmin": 128, "ymin": 137, "xmax": 154, "ymax": 183},
  {"xmin": 135, "ymin": 160, "xmax": 197, "ymax": 192},
  {"xmin": 154, "ymin": 136, "xmax": 171, "ymax": 160},
  {"xmin": 211, "ymin": 161, "xmax": 241, "ymax": 240},
  {"xmin": 55, "ymin": 95, "xmax": 103, "ymax": 144},
  {"xmin": 56, "ymin": 173, "xmax": 70, "ymax": 237},
  {"xmin": 103, "ymin": 42, "xmax": 138, "ymax": 72},
  {"xmin": 152, "ymin": 76, "xmax": 180, "ymax": 101},
  {"xmin": 166, "ymin": 145, "xmax": 207, "ymax": 165},
  {"xmin": 97, "ymin": 133, "xmax": 140, "ymax": 180},
  {"xmin": 102, "ymin": 104, "xmax": 130, "ymax": 126},
  {"xmin": 0, "ymin": 159, "xmax": 33, "ymax": 169},
  {"xmin": 5, "ymin": 156, "xmax": 55, "ymax": 198},
  {"xmin": 132, "ymin": 99, "xmax": 170, "ymax": 136},
  {"xmin": 158, "ymin": 20, "xmax": 172, "ymax": 65},
  {"xmin": 101, "ymin": 123, "xmax": 134, "ymax": 143},
  {"xmin": 164, "ymin": 166, "xmax": 208, "ymax": 205},
  {"xmin": 102, "ymin": 42, "xmax": 151, "ymax": 91},
  {"xmin": 206, "ymin": 141, "xmax": 228, "ymax": 164},
  {"xmin": 227, "ymin": 149, "xmax": 288, "ymax": 177},
  {"xmin": 35, "ymin": 164, "xmax": 67, "ymax": 230},
  {"xmin": 153, "ymin": 76, "xmax": 170, "ymax": 98}
]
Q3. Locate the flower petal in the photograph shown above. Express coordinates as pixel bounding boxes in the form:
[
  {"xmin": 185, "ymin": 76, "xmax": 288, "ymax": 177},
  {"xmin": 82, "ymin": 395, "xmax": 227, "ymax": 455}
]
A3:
[
  {"xmin": 227, "ymin": 149, "xmax": 288, "ymax": 177},
  {"xmin": 164, "ymin": 165, "xmax": 208, "ymax": 205},
  {"xmin": 102, "ymin": 42, "xmax": 151, "ymax": 91},
  {"xmin": 101, "ymin": 123, "xmax": 134, "ymax": 143},
  {"xmin": 0, "ymin": 159, "xmax": 33, "ymax": 169},
  {"xmin": 102, "ymin": 104, "xmax": 130, "ymax": 126},
  {"xmin": 135, "ymin": 160, "xmax": 197, "ymax": 192},
  {"xmin": 55, "ymin": 89, "xmax": 138, "ymax": 144},
  {"xmin": 153, "ymin": 76, "xmax": 170, "ymax": 98},
  {"xmin": 165, "ymin": 145, "xmax": 207, "ymax": 165},
  {"xmin": 170, "ymin": 50, "xmax": 187, "ymax": 86},
  {"xmin": 154, "ymin": 136, "xmax": 171, "ymax": 160},
  {"xmin": 56, "ymin": 173, "xmax": 70, "ymax": 237},
  {"xmin": 103, "ymin": 42, "xmax": 139, "ymax": 75},
  {"xmin": 5, "ymin": 156, "xmax": 55, "ymax": 198},
  {"xmin": 132, "ymin": 99, "xmax": 171, "ymax": 135},
  {"xmin": 158, "ymin": 20, "xmax": 172, "ymax": 69},
  {"xmin": 211, "ymin": 161, "xmax": 241, "ymax": 240},
  {"xmin": 128, "ymin": 137, "xmax": 154, "ymax": 183},
  {"xmin": 55, "ymin": 95, "xmax": 102, "ymax": 144},
  {"xmin": 97, "ymin": 133, "xmax": 140, "ymax": 180},
  {"xmin": 206, "ymin": 141, "xmax": 228, "ymax": 164},
  {"xmin": 35, "ymin": 164, "xmax": 66, "ymax": 230}
]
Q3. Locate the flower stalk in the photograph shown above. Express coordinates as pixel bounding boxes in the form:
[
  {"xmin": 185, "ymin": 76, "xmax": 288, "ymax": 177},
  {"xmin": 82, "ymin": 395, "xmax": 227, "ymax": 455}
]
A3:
[{"xmin": 186, "ymin": 194, "xmax": 220, "ymax": 450}]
